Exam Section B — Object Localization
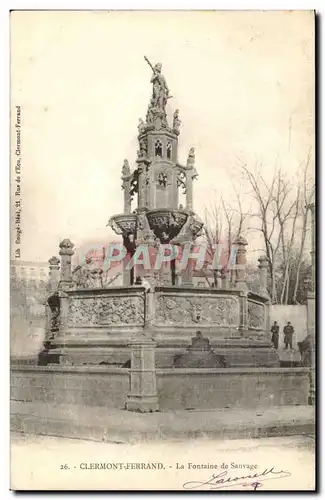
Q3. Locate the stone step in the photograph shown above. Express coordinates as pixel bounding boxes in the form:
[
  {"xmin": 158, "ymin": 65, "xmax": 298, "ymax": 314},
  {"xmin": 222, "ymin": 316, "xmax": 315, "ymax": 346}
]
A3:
[{"xmin": 11, "ymin": 401, "xmax": 315, "ymax": 444}]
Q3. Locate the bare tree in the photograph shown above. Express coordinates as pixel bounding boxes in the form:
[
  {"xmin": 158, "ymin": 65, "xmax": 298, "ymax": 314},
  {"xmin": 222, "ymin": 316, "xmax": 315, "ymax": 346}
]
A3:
[
  {"xmin": 237, "ymin": 151, "xmax": 314, "ymax": 304},
  {"xmin": 238, "ymin": 161, "xmax": 302, "ymax": 303},
  {"xmin": 278, "ymin": 184, "xmax": 300, "ymax": 304},
  {"xmin": 203, "ymin": 186, "xmax": 249, "ymax": 287},
  {"xmin": 292, "ymin": 152, "xmax": 315, "ymax": 303}
]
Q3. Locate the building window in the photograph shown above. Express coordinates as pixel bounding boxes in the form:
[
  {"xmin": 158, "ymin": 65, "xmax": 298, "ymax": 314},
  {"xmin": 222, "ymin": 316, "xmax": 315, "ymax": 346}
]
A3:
[
  {"xmin": 167, "ymin": 142, "xmax": 172, "ymax": 159},
  {"xmin": 155, "ymin": 140, "xmax": 163, "ymax": 158}
]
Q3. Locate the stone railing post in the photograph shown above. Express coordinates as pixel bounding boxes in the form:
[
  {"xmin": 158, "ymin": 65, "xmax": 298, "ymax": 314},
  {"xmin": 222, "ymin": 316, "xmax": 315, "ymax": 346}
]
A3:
[
  {"xmin": 126, "ymin": 289, "xmax": 159, "ymax": 412},
  {"xmin": 126, "ymin": 337, "xmax": 159, "ymax": 412},
  {"xmin": 48, "ymin": 256, "xmax": 60, "ymax": 292},
  {"xmin": 258, "ymin": 254, "xmax": 269, "ymax": 296},
  {"xmin": 59, "ymin": 239, "xmax": 74, "ymax": 289},
  {"xmin": 235, "ymin": 236, "xmax": 248, "ymax": 290}
]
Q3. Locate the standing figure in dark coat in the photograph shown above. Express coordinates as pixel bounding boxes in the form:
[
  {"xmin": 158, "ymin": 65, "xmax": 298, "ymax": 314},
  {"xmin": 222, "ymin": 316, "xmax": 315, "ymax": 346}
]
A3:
[
  {"xmin": 271, "ymin": 321, "xmax": 279, "ymax": 349},
  {"xmin": 283, "ymin": 321, "xmax": 294, "ymax": 349}
]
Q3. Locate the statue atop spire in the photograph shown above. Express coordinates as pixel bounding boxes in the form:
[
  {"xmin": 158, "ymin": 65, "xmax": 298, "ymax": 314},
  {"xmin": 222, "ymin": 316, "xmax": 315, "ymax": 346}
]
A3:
[{"xmin": 144, "ymin": 56, "xmax": 171, "ymax": 127}]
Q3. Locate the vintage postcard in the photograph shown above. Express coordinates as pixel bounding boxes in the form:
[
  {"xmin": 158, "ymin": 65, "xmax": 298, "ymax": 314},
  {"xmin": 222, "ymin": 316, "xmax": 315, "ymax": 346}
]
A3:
[{"xmin": 10, "ymin": 10, "xmax": 315, "ymax": 491}]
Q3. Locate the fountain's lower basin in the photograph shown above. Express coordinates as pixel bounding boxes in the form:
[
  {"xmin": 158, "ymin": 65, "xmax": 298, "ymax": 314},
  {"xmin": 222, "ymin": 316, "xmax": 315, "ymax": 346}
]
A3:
[{"xmin": 39, "ymin": 285, "xmax": 279, "ymax": 368}]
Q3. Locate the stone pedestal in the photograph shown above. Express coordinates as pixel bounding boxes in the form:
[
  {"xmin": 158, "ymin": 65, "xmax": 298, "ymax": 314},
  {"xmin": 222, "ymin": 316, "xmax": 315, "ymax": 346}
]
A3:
[
  {"xmin": 126, "ymin": 337, "xmax": 159, "ymax": 412},
  {"xmin": 173, "ymin": 331, "xmax": 228, "ymax": 368}
]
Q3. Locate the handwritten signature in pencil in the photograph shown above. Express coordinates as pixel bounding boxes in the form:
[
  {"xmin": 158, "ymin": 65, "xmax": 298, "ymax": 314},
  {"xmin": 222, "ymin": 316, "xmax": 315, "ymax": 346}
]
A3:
[{"xmin": 183, "ymin": 466, "xmax": 291, "ymax": 491}]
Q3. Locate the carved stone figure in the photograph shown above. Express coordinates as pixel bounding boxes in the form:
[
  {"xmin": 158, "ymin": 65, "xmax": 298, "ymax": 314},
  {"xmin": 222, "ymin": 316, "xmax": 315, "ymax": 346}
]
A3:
[
  {"xmin": 137, "ymin": 213, "xmax": 146, "ymax": 231},
  {"xmin": 122, "ymin": 159, "xmax": 131, "ymax": 178},
  {"xmin": 138, "ymin": 118, "xmax": 146, "ymax": 134},
  {"xmin": 171, "ymin": 212, "xmax": 204, "ymax": 244},
  {"xmin": 248, "ymin": 301, "xmax": 265, "ymax": 329},
  {"xmin": 158, "ymin": 172, "xmax": 168, "ymax": 188},
  {"xmin": 139, "ymin": 138, "xmax": 147, "ymax": 157},
  {"xmin": 187, "ymin": 147, "xmax": 195, "ymax": 167},
  {"xmin": 68, "ymin": 295, "xmax": 144, "ymax": 326},
  {"xmin": 146, "ymin": 99, "xmax": 155, "ymax": 124},
  {"xmin": 173, "ymin": 331, "xmax": 228, "ymax": 368},
  {"xmin": 155, "ymin": 295, "xmax": 239, "ymax": 326},
  {"xmin": 59, "ymin": 238, "xmax": 74, "ymax": 254},
  {"xmin": 144, "ymin": 56, "xmax": 170, "ymax": 115},
  {"xmin": 177, "ymin": 170, "xmax": 187, "ymax": 193},
  {"xmin": 150, "ymin": 63, "xmax": 169, "ymax": 111},
  {"xmin": 72, "ymin": 263, "xmax": 103, "ymax": 289},
  {"xmin": 49, "ymin": 256, "xmax": 60, "ymax": 267},
  {"xmin": 173, "ymin": 109, "xmax": 181, "ymax": 132},
  {"xmin": 191, "ymin": 168, "xmax": 199, "ymax": 180}
]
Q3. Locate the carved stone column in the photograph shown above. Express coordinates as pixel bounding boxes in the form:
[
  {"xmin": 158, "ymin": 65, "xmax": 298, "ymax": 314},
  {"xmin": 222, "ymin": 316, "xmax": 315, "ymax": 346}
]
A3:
[
  {"xmin": 126, "ymin": 289, "xmax": 159, "ymax": 412},
  {"xmin": 57, "ymin": 290, "xmax": 70, "ymax": 329},
  {"xmin": 230, "ymin": 268, "xmax": 237, "ymax": 287},
  {"xmin": 258, "ymin": 254, "xmax": 269, "ymax": 296},
  {"xmin": 139, "ymin": 240, "xmax": 156, "ymax": 289},
  {"xmin": 215, "ymin": 269, "xmax": 222, "ymax": 289},
  {"xmin": 43, "ymin": 303, "xmax": 53, "ymax": 347},
  {"xmin": 59, "ymin": 239, "xmax": 74, "ymax": 289},
  {"xmin": 180, "ymin": 241, "xmax": 193, "ymax": 286},
  {"xmin": 122, "ymin": 237, "xmax": 132, "ymax": 286},
  {"xmin": 221, "ymin": 269, "xmax": 228, "ymax": 289},
  {"xmin": 186, "ymin": 173, "xmax": 193, "ymax": 211},
  {"xmin": 48, "ymin": 256, "xmax": 60, "ymax": 292},
  {"xmin": 136, "ymin": 159, "xmax": 150, "ymax": 210},
  {"xmin": 135, "ymin": 213, "xmax": 157, "ymax": 288},
  {"xmin": 126, "ymin": 337, "xmax": 159, "ymax": 412},
  {"xmin": 121, "ymin": 160, "xmax": 132, "ymax": 214},
  {"xmin": 235, "ymin": 236, "xmax": 248, "ymax": 290},
  {"xmin": 238, "ymin": 290, "xmax": 248, "ymax": 336},
  {"xmin": 185, "ymin": 147, "xmax": 195, "ymax": 211},
  {"xmin": 58, "ymin": 239, "xmax": 74, "ymax": 340}
]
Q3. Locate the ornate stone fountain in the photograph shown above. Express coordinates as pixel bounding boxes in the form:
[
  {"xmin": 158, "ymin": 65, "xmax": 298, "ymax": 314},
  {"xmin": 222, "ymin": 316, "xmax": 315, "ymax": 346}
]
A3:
[{"xmin": 38, "ymin": 57, "xmax": 279, "ymax": 371}]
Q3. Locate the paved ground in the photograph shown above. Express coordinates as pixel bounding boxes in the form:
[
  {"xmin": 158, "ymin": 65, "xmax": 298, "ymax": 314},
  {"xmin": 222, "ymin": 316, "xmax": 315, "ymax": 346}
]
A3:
[
  {"xmin": 10, "ymin": 432, "xmax": 315, "ymax": 491},
  {"xmin": 11, "ymin": 400, "xmax": 315, "ymax": 443}
]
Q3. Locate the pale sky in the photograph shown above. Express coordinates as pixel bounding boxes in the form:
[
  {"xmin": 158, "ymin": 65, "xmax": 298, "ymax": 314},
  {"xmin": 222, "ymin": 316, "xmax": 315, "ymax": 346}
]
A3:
[{"xmin": 10, "ymin": 10, "xmax": 314, "ymax": 263}]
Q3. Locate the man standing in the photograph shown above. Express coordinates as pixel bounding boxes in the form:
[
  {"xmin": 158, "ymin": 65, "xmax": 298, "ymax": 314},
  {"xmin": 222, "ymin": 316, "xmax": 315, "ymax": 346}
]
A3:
[
  {"xmin": 271, "ymin": 321, "xmax": 279, "ymax": 349},
  {"xmin": 283, "ymin": 321, "xmax": 294, "ymax": 349}
]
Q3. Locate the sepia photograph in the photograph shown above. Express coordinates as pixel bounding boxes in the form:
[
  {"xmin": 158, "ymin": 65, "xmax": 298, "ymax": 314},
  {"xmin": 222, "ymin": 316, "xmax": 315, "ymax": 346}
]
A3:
[{"xmin": 9, "ymin": 9, "xmax": 315, "ymax": 491}]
